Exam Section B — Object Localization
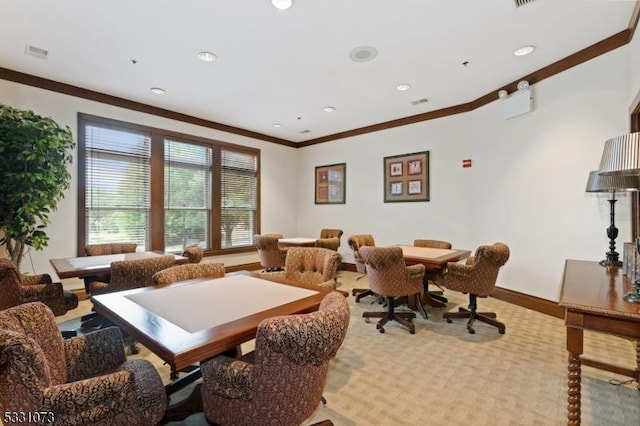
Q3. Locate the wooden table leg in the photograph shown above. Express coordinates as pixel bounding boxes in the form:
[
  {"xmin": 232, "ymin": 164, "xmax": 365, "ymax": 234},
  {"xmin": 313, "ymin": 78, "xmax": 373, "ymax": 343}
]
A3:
[
  {"xmin": 567, "ymin": 326, "xmax": 583, "ymax": 425},
  {"xmin": 636, "ymin": 339, "xmax": 640, "ymax": 391}
]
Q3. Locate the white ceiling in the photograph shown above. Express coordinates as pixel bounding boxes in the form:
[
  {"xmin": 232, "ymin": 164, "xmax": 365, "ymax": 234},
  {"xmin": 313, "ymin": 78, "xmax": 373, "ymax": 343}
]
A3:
[{"xmin": 0, "ymin": 0, "xmax": 636, "ymax": 143}]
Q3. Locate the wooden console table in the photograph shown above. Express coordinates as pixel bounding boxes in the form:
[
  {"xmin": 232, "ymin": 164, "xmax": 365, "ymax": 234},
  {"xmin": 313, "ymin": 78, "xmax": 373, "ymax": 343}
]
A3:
[{"xmin": 559, "ymin": 259, "xmax": 640, "ymax": 425}]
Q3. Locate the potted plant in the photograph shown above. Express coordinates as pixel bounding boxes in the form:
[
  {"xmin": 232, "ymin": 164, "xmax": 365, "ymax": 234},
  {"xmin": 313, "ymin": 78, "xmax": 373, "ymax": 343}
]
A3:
[{"xmin": 0, "ymin": 104, "xmax": 75, "ymax": 269}]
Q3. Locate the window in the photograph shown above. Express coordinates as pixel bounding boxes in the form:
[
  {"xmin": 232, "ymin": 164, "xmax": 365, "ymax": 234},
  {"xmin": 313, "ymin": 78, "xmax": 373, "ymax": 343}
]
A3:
[{"xmin": 78, "ymin": 114, "xmax": 260, "ymax": 255}]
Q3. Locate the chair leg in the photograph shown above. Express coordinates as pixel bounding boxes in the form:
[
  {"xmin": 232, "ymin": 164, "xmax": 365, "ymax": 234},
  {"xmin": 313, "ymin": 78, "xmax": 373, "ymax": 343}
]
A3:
[
  {"xmin": 443, "ymin": 295, "xmax": 505, "ymax": 334},
  {"xmin": 353, "ymin": 288, "xmax": 376, "ymax": 302},
  {"xmin": 363, "ymin": 296, "xmax": 416, "ymax": 334}
]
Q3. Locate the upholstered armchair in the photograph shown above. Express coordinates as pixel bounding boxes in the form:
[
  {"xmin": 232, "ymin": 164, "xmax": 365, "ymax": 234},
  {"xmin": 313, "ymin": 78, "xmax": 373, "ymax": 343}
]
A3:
[
  {"xmin": 254, "ymin": 234, "xmax": 288, "ymax": 272},
  {"xmin": 437, "ymin": 242, "xmax": 510, "ymax": 334},
  {"xmin": 316, "ymin": 228, "xmax": 343, "ymax": 252},
  {"xmin": 359, "ymin": 246, "xmax": 425, "ymax": 334},
  {"xmin": 153, "ymin": 262, "xmax": 225, "ymax": 286},
  {"xmin": 347, "ymin": 234, "xmax": 378, "ymax": 302},
  {"xmin": 182, "ymin": 245, "xmax": 204, "ymax": 263},
  {"xmin": 84, "ymin": 242, "xmax": 137, "ymax": 256},
  {"xmin": 83, "ymin": 242, "xmax": 137, "ymax": 293},
  {"xmin": 0, "ymin": 259, "xmax": 78, "ymax": 317},
  {"xmin": 413, "ymin": 239, "xmax": 452, "ymax": 303},
  {"xmin": 0, "ymin": 302, "xmax": 167, "ymax": 426},
  {"xmin": 201, "ymin": 291, "xmax": 350, "ymax": 426},
  {"xmin": 89, "ymin": 255, "xmax": 176, "ymax": 295},
  {"xmin": 281, "ymin": 247, "xmax": 342, "ymax": 289}
]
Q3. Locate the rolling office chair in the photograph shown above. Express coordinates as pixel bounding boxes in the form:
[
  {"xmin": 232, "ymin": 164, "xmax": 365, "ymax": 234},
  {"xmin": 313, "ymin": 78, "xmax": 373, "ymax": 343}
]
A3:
[
  {"xmin": 254, "ymin": 234, "xmax": 288, "ymax": 272},
  {"xmin": 437, "ymin": 242, "xmax": 510, "ymax": 334},
  {"xmin": 359, "ymin": 246, "xmax": 425, "ymax": 334},
  {"xmin": 347, "ymin": 234, "xmax": 378, "ymax": 302}
]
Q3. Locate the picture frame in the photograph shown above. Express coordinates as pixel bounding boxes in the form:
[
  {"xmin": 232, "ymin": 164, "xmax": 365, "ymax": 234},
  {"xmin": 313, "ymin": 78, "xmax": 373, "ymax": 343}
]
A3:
[
  {"xmin": 383, "ymin": 151, "xmax": 429, "ymax": 202},
  {"xmin": 315, "ymin": 163, "xmax": 346, "ymax": 204}
]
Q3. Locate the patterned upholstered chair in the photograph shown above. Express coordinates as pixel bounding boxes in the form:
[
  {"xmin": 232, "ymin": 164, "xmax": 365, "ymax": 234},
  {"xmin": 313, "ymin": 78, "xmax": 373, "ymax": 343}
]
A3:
[
  {"xmin": 84, "ymin": 242, "xmax": 138, "ymax": 256},
  {"xmin": 182, "ymin": 245, "xmax": 204, "ymax": 263},
  {"xmin": 413, "ymin": 239, "xmax": 453, "ymax": 304},
  {"xmin": 89, "ymin": 255, "xmax": 176, "ymax": 295},
  {"xmin": 437, "ymin": 242, "xmax": 510, "ymax": 334},
  {"xmin": 254, "ymin": 234, "xmax": 288, "ymax": 272},
  {"xmin": 0, "ymin": 258, "xmax": 78, "ymax": 317},
  {"xmin": 153, "ymin": 262, "xmax": 225, "ymax": 286},
  {"xmin": 83, "ymin": 242, "xmax": 137, "ymax": 294},
  {"xmin": 0, "ymin": 302, "xmax": 167, "ymax": 426},
  {"xmin": 281, "ymin": 247, "xmax": 342, "ymax": 289},
  {"xmin": 316, "ymin": 228, "xmax": 343, "ymax": 252},
  {"xmin": 201, "ymin": 291, "xmax": 350, "ymax": 426},
  {"xmin": 359, "ymin": 246, "xmax": 425, "ymax": 334},
  {"xmin": 347, "ymin": 234, "xmax": 378, "ymax": 301}
]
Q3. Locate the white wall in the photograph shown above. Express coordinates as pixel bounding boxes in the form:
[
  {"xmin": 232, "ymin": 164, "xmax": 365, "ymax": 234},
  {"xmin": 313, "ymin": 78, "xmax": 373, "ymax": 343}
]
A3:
[
  {"xmin": 0, "ymin": 79, "xmax": 299, "ymax": 280},
  {"xmin": 294, "ymin": 45, "xmax": 634, "ymax": 301},
  {"xmin": 296, "ymin": 113, "xmax": 474, "ymax": 262}
]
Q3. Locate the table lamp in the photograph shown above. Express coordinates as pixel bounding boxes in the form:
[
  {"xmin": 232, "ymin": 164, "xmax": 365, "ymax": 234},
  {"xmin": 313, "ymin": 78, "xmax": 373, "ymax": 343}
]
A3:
[
  {"xmin": 598, "ymin": 131, "xmax": 640, "ymax": 302},
  {"xmin": 585, "ymin": 170, "xmax": 640, "ymax": 266}
]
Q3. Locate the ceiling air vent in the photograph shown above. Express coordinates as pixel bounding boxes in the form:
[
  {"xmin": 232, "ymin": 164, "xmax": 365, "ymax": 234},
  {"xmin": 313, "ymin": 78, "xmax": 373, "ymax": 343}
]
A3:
[
  {"xmin": 513, "ymin": 0, "xmax": 536, "ymax": 8},
  {"xmin": 299, "ymin": 129, "xmax": 311, "ymax": 134},
  {"xmin": 411, "ymin": 98, "xmax": 429, "ymax": 106},
  {"xmin": 24, "ymin": 44, "xmax": 48, "ymax": 60}
]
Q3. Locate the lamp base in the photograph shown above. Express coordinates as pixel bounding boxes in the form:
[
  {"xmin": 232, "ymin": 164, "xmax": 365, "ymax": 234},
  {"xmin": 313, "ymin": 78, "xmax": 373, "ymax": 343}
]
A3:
[{"xmin": 599, "ymin": 258, "xmax": 623, "ymax": 267}]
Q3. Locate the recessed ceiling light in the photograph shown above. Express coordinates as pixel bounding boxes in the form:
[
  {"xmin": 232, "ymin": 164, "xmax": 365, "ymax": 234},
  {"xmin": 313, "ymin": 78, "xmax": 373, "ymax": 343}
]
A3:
[
  {"xmin": 513, "ymin": 45, "xmax": 535, "ymax": 57},
  {"xmin": 349, "ymin": 46, "xmax": 378, "ymax": 63},
  {"xmin": 271, "ymin": 0, "xmax": 293, "ymax": 10},
  {"xmin": 396, "ymin": 83, "xmax": 411, "ymax": 92},
  {"xmin": 273, "ymin": 123, "xmax": 283, "ymax": 128},
  {"xmin": 322, "ymin": 106, "xmax": 336, "ymax": 112},
  {"xmin": 150, "ymin": 87, "xmax": 166, "ymax": 95},
  {"xmin": 197, "ymin": 51, "xmax": 217, "ymax": 62}
]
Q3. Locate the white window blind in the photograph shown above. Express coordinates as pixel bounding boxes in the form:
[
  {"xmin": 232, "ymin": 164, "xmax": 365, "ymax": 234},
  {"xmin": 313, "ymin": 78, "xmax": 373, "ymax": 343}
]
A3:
[
  {"xmin": 221, "ymin": 150, "xmax": 257, "ymax": 248},
  {"xmin": 164, "ymin": 139, "xmax": 212, "ymax": 252},
  {"xmin": 84, "ymin": 124, "xmax": 151, "ymax": 249}
]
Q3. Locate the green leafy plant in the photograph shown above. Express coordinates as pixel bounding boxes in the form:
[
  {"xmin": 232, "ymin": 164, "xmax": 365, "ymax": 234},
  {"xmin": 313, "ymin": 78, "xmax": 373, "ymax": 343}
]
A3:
[{"xmin": 0, "ymin": 104, "xmax": 75, "ymax": 268}]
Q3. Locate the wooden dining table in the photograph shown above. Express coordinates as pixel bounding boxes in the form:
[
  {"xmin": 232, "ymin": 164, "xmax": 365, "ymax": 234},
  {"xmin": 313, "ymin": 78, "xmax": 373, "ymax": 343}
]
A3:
[
  {"xmin": 91, "ymin": 270, "xmax": 334, "ymax": 421},
  {"xmin": 399, "ymin": 245, "xmax": 472, "ymax": 309},
  {"xmin": 49, "ymin": 251, "xmax": 189, "ymax": 279},
  {"xmin": 278, "ymin": 237, "xmax": 317, "ymax": 247}
]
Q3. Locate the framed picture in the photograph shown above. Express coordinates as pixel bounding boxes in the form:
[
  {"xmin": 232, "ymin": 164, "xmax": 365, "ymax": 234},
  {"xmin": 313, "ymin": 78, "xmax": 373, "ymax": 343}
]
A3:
[
  {"xmin": 315, "ymin": 163, "xmax": 346, "ymax": 204},
  {"xmin": 383, "ymin": 151, "xmax": 429, "ymax": 202}
]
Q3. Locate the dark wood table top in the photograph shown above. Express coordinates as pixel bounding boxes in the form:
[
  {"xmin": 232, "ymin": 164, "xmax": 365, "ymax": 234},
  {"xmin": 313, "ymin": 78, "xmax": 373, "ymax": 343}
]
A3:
[
  {"xmin": 559, "ymin": 259, "xmax": 640, "ymax": 320},
  {"xmin": 399, "ymin": 245, "xmax": 471, "ymax": 271},
  {"xmin": 92, "ymin": 271, "xmax": 334, "ymax": 371},
  {"xmin": 49, "ymin": 251, "xmax": 189, "ymax": 279}
]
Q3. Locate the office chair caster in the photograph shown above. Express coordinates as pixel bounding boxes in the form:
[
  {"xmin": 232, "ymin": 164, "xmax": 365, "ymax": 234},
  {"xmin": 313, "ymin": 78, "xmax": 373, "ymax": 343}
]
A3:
[{"xmin": 378, "ymin": 327, "xmax": 385, "ymax": 333}]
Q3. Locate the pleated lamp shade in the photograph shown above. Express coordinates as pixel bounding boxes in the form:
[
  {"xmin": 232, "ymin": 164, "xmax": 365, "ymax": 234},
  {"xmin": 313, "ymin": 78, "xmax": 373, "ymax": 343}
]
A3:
[
  {"xmin": 598, "ymin": 132, "xmax": 640, "ymax": 176},
  {"xmin": 585, "ymin": 170, "xmax": 640, "ymax": 193}
]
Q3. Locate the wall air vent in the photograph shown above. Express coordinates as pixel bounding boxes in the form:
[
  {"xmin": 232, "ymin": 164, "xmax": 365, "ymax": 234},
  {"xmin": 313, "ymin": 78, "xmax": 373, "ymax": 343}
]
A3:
[
  {"xmin": 411, "ymin": 98, "xmax": 429, "ymax": 106},
  {"xmin": 514, "ymin": 0, "xmax": 536, "ymax": 8},
  {"xmin": 24, "ymin": 44, "xmax": 48, "ymax": 60}
]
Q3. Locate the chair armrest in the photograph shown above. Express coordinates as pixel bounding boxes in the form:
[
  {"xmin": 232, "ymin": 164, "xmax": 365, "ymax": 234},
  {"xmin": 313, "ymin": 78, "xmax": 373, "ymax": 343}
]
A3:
[
  {"xmin": 20, "ymin": 282, "xmax": 64, "ymax": 301},
  {"xmin": 22, "ymin": 273, "xmax": 53, "ymax": 286},
  {"xmin": 64, "ymin": 327, "xmax": 127, "ymax": 381},
  {"xmin": 315, "ymin": 279, "xmax": 337, "ymax": 289},
  {"xmin": 445, "ymin": 262, "xmax": 473, "ymax": 278},
  {"xmin": 406, "ymin": 264, "xmax": 425, "ymax": 281},
  {"xmin": 42, "ymin": 370, "xmax": 139, "ymax": 423},
  {"xmin": 201, "ymin": 355, "xmax": 253, "ymax": 400}
]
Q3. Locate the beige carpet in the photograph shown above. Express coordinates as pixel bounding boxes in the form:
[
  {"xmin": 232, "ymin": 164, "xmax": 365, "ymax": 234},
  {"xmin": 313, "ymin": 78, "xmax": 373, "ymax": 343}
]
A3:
[{"xmin": 57, "ymin": 271, "xmax": 639, "ymax": 426}]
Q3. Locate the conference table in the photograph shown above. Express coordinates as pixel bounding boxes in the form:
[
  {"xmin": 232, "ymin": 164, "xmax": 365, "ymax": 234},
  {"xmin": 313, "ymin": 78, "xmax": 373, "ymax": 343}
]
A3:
[
  {"xmin": 399, "ymin": 245, "xmax": 472, "ymax": 309},
  {"xmin": 91, "ymin": 270, "xmax": 334, "ymax": 420},
  {"xmin": 49, "ymin": 251, "xmax": 189, "ymax": 279},
  {"xmin": 559, "ymin": 259, "xmax": 640, "ymax": 425}
]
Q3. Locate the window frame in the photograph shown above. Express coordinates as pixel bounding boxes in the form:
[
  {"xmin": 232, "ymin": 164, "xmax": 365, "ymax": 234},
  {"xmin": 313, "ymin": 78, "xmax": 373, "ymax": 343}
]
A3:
[{"xmin": 77, "ymin": 113, "xmax": 261, "ymax": 256}]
